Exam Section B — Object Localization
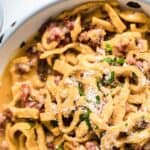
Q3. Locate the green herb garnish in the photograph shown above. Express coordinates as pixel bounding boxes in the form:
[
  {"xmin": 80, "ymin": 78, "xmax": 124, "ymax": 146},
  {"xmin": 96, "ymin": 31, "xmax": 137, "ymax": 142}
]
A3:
[
  {"xmin": 102, "ymin": 57, "xmax": 124, "ymax": 65},
  {"xmin": 106, "ymin": 71, "xmax": 115, "ymax": 83},
  {"xmin": 50, "ymin": 120, "xmax": 58, "ymax": 127},
  {"xmin": 78, "ymin": 82, "xmax": 85, "ymax": 96},
  {"xmin": 103, "ymin": 57, "xmax": 113, "ymax": 63},
  {"xmin": 101, "ymin": 71, "xmax": 115, "ymax": 86},
  {"xmin": 96, "ymin": 95, "xmax": 100, "ymax": 104},
  {"xmin": 116, "ymin": 57, "xmax": 125, "ymax": 65},
  {"xmin": 56, "ymin": 144, "xmax": 64, "ymax": 150},
  {"xmin": 80, "ymin": 108, "xmax": 91, "ymax": 128},
  {"xmin": 94, "ymin": 125, "xmax": 99, "ymax": 130},
  {"xmin": 96, "ymin": 78, "xmax": 101, "ymax": 90},
  {"xmin": 105, "ymin": 43, "xmax": 112, "ymax": 52},
  {"xmin": 28, "ymin": 121, "xmax": 36, "ymax": 129}
]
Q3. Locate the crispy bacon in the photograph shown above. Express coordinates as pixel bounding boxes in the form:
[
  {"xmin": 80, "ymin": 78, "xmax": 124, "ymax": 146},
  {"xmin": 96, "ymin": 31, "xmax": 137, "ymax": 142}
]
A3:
[
  {"xmin": 126, "ymin": 55, "xmax": 136, "ymax": 65},
  {"xmin": 46, "ymin": 143, "xmax": 55, "ymax": 150},
  {"xmin": 85, "ymin": 141, "xmax": 99, "ymax": 150},
  {"xmin": 21, "ymin": 84, "xmax": 30, "ymax": 102},
  {"xmin": 79, "ymin": 29, "xmax": 105, "ymax": 48},
  {"xmin": 54, "ymin": 75, "xmax": 62, "ymax": 85},
  {"xmin": 0, "ymin": 140, "xmax": 8, "ymax": 150},
  {"xmin": 0, "ymin": 109, "xmax": 13, "ymax": 135},
  {"xmin": 24, "ymin": 99, "xmax": 44, "ymax": 112},
  {"xmin": 65, "ymin": 19, "xmax": 74, "ymax": 30},
  {"xmin": 0, "ymin": 113, "xmax": 6, "ymax": 135},
  {"xmin": 47, "ymin": 27, "xmax": 66, "ymax": 42}
]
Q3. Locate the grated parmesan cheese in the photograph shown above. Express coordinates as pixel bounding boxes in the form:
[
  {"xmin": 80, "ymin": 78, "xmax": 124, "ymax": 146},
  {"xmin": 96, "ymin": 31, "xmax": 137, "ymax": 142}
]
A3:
[
  {"xmin": 64, "ymin": 77, "xmax": 78, "ymax": 86},
  {"xmin": 86, "ymin": 86, "xmax": 105, "ymax": 113},
  {"xmin": 86, "ymin": 86, "xmax": 97, "ymax": 102},
  {"xmin": 83, "ymin": 70, "xmax": 95, "ymax": 78},
  {"xmin": 51, "ymin": 103, "xmax": 58, "ymax": 114}
]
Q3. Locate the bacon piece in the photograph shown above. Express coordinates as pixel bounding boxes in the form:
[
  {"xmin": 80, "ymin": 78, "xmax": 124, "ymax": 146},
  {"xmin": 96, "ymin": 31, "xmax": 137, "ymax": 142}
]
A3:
[
  {"xmin": 65, "ymin": 19, "xmax": 74, "ymax": 30},
  {"xmin": 79, "ymin": 29, "xmax": 105, "ymax": 48},
  {"xmin": 126, "ymin": 55, "xmax": 136, "ymax": 65},
  {"xmin": 0, "ymin": 140, "xmax": 8, "ymax": 150},
  {"xmin": 46, "ymin": 143, "xmax": 55, "ymax": 150},
  {"xmin": 21, "ymin": 84, "xmax": 30, "ymax": 102},
  {"xmin": 16, "ymin": 63, "xmax": 31, "ymax": 74},
  {"xmin": 54, "ymin": 75, "xmax": 62, "ymax": 85},
  {"xmin": 47, "ymin": 26, "xmax": 69, "ymax": 43},
  {"xmin": 0, "ymin": 109, "xmax": 13, "ymax": 135},
  {"xmin": 15, "ymin": 58, "xmax": 36, "ymax": 74},
  {"xmin": 0, "ymin": 113, "xmax": 6, "ymax": 135},
  {"xmin": 48, "ymin": 27, "xmax": 64, "ymax": 42},
  {"xmin": 24, "ymin": 99, "xmax": 44, "ymax": 112},
  {"xmin": 136, "ymin": 61, "xmax": 143, "ymax": 70},
  {"xmin": 85, "ymin": 141, "xmax": 99, "ymax": 150}
]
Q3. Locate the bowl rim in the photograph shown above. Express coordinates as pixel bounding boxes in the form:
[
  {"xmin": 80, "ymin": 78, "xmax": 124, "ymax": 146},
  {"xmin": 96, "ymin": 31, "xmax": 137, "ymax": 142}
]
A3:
[
  {"xmin": 0, "ymin": 0, "xmax": 150, "ymax": 48},
  {"xmin": 0, "ymin": 4, "xmax": 4, "ymax": 33}
]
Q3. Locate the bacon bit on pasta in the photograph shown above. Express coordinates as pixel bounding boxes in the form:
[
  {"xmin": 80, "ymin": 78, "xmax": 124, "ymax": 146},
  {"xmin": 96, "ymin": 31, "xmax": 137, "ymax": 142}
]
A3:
[
  {"xmin": 54, "ymin": 75, "xmax": 62, "ymax": 85},
  {"xmin": 24, "ymin": 99, "xmax": 44, "ymax": 112},
  {"xmin": 46, "ymin": 143, "xmax": 55, "ymax": 150},
  {"xmin": 47, "ymin": 27, "xmax": 66, "ymax": 42},
  {"xmin": 79, "ymin": 29, "xmax": 105, "ymax": 48},
  {"xmin": 65, "ymin": 19, "xmax": 74, "ymax": 30},
  {"xmin": 0, "ymin": 113, "xmax": 6, "ymax": 135},
  {"xmin": 0, "ymin": 109, "xmax": 12, "ymax": 135},
  {"xmin": 85, "ymin": 141, "xmax": 99, "ymax": 150},
  {"xmin": 0, "ymin": 140, "xmax": 8, "ymax": 150},
  {"xmin": 15, "ymin": 63, "xmax": 31, "ymax": 74},
  {"xmin": 21, "ymin": 84, "xmax": 30, "ymax": 102}
]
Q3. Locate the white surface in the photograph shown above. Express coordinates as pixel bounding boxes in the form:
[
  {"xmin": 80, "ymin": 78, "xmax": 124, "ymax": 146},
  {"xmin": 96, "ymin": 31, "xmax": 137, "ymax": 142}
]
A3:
[{"xmin": 0, "ymin": 0, "xmax": 54, "ymax": 33}]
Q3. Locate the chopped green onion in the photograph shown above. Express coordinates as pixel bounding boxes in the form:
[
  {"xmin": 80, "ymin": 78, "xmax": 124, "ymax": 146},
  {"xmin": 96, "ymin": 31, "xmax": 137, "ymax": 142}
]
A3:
[
  {"xmin": 103, "ymin": 57, "xmax": 124, "ymax": 65},
  {"xmin": 102, "ymin": 57, "xmax": 113, "ymax": 63},
  {"xmin": 102, "ymin": 71, "xmax": 115, "ymax": 86},
  {"xmin": 50, "ymin": 120, "xmax": 58, "ymax": 127},
  {"xmin": 56, "ymin": 144, "xmax": 64, "ymax": 150},
  {"xmin": 80, "ymin": 108, "xmax": 91, "ymax": 128},
  {"xmin": 105, "ymin": 43, "xmax": 112, "ymax": 52},
  {"xmin": 96, "ymin": 78, "xmax": 101, "ymax": 90},
  {"xmin": 107, "ymin": 71, "xmax": 115, "ymax": 83},
  {"xmin": 78, "ymin": 82, "xmax": 85, "ymax": 96},
  {"xmin": 116, "ymin": 57, "xmax": 125, "ymax": 65},
  {"xmin": 29, "ymin": 122, "xmax": 35, "ymax": 129},
  {"xmin": 94, "ymin": 125, "xmax": 99, "ymax": 129},
  {"xmin": 96, "ymin": 95, "xmax": 100, "ymax": 104}
]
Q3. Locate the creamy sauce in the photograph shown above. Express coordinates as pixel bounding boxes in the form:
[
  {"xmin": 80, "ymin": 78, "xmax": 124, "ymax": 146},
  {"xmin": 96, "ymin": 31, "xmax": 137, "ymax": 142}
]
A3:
[
  {"xmin": 0, "ymin": 64, "xmax": 12, "ymax": 110},
  {"xmin": 0, "ymin": 36, "xmax": 37, "ymax": 111}
]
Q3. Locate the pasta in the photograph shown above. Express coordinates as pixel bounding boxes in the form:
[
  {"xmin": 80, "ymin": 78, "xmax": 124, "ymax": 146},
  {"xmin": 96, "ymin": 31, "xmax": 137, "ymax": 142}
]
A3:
[{"xmin": 0, "ymin": 1, "xmax": 150, "ymax": 150}]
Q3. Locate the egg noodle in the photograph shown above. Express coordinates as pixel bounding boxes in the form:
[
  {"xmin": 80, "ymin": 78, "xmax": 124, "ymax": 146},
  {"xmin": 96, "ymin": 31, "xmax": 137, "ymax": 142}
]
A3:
[{"xmin": 0, "ymin": 1, "xmax": 150, "ymax": 150}]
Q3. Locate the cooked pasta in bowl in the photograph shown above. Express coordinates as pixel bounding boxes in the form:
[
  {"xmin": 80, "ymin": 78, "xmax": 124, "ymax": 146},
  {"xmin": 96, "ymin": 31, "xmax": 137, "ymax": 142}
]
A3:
[{"xmin": 0, "ymin": 0, "xmax": 150, "ymax": 149}]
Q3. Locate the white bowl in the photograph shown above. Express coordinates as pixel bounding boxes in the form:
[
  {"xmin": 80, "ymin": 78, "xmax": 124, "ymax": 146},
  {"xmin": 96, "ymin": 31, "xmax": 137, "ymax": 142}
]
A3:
[{"xmin": 0, "ymin": 0, "xmax": 149, "ymax": 74}]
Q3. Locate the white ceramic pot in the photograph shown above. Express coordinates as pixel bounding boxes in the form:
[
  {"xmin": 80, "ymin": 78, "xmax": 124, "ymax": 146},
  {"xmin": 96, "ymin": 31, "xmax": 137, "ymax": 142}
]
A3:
[{"xmin": 0, "ymin": 0, "xmax": 149, "ymax": 74}]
